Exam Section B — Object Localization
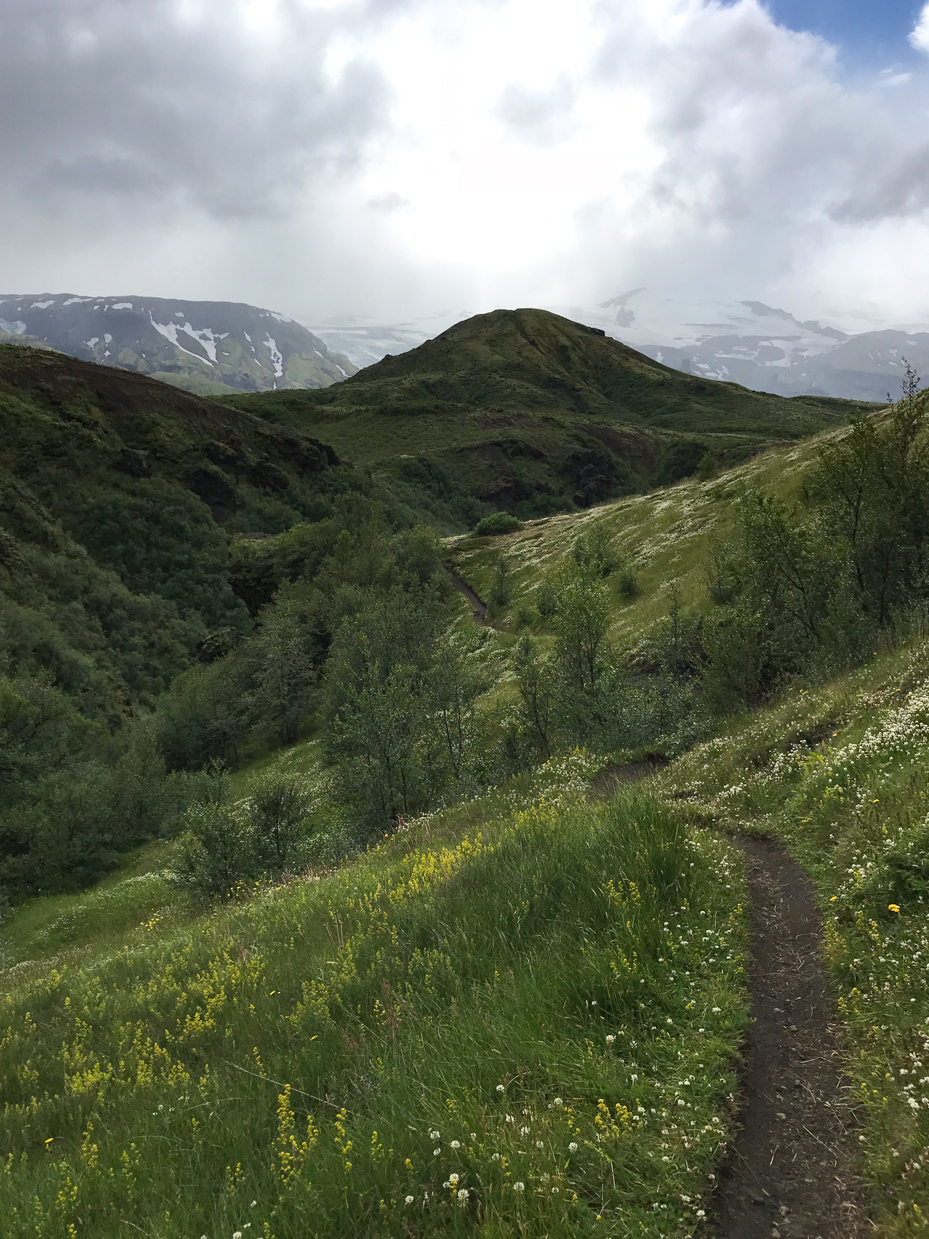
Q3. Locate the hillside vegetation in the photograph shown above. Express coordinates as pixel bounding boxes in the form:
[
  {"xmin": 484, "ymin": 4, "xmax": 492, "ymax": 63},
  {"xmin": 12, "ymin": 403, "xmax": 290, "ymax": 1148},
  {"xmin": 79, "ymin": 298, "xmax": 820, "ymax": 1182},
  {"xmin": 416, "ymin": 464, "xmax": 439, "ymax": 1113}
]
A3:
[
  {"xmin": 229, "ymin": 308, "xmax": 875, "ymax": 522},
  {"xmin": 4, "ymin": 337, "xmax": 929, "ymax": 1236}
]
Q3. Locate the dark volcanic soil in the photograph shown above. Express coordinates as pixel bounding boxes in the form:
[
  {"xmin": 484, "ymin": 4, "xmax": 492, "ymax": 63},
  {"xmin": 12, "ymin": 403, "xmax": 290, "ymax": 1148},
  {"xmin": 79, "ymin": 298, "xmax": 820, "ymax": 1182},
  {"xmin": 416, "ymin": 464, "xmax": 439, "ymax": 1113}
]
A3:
[
  {"xmin": 709, "ymin": 836, "xmax": 867, "ymax": 1239},
  {"xmin": 446, "ymin": 568, "xmax": 487, "ymax": 624}
]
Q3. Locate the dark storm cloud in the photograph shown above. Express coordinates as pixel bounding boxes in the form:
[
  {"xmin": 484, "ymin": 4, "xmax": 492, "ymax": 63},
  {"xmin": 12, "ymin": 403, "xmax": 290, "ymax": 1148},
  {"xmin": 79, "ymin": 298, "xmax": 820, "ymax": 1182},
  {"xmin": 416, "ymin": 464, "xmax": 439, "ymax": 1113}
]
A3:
[{"xmin": 0, "ymin": 0, "xmax": 392, "ymax": 220}]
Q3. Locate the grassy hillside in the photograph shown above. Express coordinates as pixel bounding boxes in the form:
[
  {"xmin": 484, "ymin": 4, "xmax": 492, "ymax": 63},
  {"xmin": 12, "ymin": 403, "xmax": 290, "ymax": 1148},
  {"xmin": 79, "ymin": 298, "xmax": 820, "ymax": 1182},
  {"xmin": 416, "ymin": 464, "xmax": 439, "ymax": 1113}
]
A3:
[
  {"xmin": 0, "ymin": 342, "xmax": 363, "ymax": 710},
  {"xmin": 0, "ymin": 753, "xmax": 749, "ymax": 1239},
  {"xmin": 6, "ymin": 354, "xmax": 929, "ymax": 1235},
  {"xmin": 228, "ymin": 308, "xmax": 876, "ymax": 523}
]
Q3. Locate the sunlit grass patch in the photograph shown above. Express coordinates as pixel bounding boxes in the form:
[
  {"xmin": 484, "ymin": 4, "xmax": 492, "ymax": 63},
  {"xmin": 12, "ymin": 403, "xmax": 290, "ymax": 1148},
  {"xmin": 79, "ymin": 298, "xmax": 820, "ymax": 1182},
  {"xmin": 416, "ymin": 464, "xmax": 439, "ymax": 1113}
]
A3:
[{"xmin": 0, "ymin": 781, "xmax": 747, "ymax": 1238}]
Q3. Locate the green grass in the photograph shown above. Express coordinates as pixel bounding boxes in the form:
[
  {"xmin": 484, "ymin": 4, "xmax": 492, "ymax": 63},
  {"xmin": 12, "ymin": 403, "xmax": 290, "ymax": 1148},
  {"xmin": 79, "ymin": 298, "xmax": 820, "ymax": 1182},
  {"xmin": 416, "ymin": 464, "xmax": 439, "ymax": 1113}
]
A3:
[
  {"xmin": 0, "ymin": 753, "xmax": 748, "ymax": 1238},
  {"xmin": 228, "ymin": 308, "xmax": 875, "ymax": 523},
  {"xmin": 447, "ymin": 428, "xmax": 831, "ymax": 645},
  {"xmin": 654, "ymin": 638, "xmax": 929, "ymax": 1236}
]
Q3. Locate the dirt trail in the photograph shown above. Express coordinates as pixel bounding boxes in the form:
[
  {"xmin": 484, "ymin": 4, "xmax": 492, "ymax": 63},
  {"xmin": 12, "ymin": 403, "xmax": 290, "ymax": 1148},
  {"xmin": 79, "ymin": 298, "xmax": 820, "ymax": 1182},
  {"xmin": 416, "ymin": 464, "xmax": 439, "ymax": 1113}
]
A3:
[
  {"xmin": 708, "ymin": 836, "xmax": 866, "ymax": 1239},
  {"xmin": 446, "ymin": 567, "xmax": 487, "ymax": 625},
  {"xmin": 588, "ymin": 766, "xmax": 867, "ymax": 1237}
]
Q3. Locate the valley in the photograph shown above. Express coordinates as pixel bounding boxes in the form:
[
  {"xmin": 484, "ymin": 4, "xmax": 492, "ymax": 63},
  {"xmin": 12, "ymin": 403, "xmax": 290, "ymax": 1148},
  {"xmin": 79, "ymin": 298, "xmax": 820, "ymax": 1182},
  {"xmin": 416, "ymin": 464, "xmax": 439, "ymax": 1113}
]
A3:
[{"xmin": 1, "ymin": 319, "xmax": 928, "ymax": 1237}]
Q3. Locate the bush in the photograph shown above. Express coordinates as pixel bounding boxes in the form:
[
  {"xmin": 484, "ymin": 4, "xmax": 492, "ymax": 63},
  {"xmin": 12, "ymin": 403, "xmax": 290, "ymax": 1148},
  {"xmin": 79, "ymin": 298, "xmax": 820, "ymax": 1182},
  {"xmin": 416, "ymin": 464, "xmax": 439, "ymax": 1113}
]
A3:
[
  {"xmin": 617, "ymin": 568, "xmax": 640, "ymax": 599},
  {"xmin": 171, "ymin": 770, "xmax": 316, "ymax": 900},
  {"xmin": 474, "ymin": 511, "xmax": 523, "ymax": 536}
]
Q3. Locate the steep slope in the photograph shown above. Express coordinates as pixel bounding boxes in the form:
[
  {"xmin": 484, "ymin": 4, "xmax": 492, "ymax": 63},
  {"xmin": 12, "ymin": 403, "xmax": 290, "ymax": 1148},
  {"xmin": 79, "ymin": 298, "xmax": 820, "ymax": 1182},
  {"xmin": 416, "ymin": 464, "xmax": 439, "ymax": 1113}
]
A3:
[
  {"xmin": 230, "ymin": 307, "xmax": 876, "ymax": 520},
  {"xmin": 0, "ymin": 293, "xmax": 357, "ymax": 394},
  {"xmin": 0, "ymin": 344, "xmax": 364, "ymax": 712}
]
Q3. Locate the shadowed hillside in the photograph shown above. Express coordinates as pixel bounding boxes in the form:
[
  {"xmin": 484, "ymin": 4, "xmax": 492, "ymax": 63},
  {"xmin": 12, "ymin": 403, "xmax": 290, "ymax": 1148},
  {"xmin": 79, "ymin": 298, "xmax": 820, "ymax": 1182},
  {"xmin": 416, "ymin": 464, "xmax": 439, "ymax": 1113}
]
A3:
[{"xmin": 229, "ymin": 307, "xmax": 877, "ymax": 522}]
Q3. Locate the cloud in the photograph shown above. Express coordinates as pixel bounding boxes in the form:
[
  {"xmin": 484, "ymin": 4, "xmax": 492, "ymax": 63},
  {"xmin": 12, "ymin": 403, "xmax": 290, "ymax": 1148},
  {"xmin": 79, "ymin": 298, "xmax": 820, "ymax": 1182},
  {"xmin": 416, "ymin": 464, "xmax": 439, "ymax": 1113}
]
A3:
[
  {"xmin": 5, "ymin": 0, "xmax": 929, "ymax": 330},
  {"xmin": 0, "ymin": 0, "xmax": 391, "ymax": 222},
  {"xmin": 495, "ymin": 79, "xmax": 578, "ymax": 145},
  {"xmin": 911, "ymin": 3, "xmax": 929, "ymax": 54}
]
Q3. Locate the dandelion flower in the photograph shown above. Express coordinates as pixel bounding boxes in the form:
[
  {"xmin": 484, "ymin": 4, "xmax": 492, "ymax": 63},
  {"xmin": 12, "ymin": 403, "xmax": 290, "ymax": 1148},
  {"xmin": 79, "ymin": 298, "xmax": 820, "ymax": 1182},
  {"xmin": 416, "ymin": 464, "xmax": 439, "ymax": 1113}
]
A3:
[{"xmin": 889, "ymin": 904, "xmax": 901, "ymax": 914}]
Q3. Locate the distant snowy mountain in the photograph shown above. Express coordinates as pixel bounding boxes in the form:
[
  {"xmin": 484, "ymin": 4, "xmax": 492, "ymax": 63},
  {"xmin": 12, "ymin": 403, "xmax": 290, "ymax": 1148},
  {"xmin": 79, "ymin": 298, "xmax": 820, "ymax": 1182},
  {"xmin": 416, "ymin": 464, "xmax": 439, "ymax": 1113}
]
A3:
[
  {"xmin": 306, "ymin": 293, "xmax": 929, "ymax": 403},
  {"xmin": 572, "ymin": 290, "xmax": 929, "ymax": 403},
  {"xmin": 0, "ymin": 294, "xmax": 357, "ymax": 394}
]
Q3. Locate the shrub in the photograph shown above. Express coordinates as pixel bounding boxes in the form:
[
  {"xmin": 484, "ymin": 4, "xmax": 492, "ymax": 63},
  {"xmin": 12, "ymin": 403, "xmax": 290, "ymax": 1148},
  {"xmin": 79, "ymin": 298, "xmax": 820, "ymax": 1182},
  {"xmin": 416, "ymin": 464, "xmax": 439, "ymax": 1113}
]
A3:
[
  {"xmin": 617, "ymin": 567, "xmax": 640, "ymax": 599},
  {"xmin": 475, "ymin": 511, "xmax": 523, "ymax": 536}
]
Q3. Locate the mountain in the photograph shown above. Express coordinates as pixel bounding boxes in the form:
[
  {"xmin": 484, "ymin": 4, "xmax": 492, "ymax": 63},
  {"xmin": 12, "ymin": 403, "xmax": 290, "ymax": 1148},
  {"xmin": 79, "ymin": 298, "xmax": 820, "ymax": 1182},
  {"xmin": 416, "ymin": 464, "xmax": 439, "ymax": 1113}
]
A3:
[
  {"xmin": 304, "ymin": 293, "xmax": 929, "ymax": 403},
  {"xmin": 0, "ymin": 293, "xmax": 357, "ymax": 395},
  {"xmin": 0, "ymin": 341, "xmax": 377, "ymax": 718},
  {"xmin": 230, "ymin": 306, "xmax": 876, "ymax": 520}
]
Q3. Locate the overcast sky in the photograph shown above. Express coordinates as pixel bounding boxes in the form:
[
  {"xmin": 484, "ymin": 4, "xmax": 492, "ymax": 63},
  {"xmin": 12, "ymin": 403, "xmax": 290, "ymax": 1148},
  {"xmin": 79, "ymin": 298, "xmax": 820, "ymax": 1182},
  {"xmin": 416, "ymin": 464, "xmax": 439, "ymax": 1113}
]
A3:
[{"xmin": 3, "ymin": 0, "xmax": 929, "ymax": 330}]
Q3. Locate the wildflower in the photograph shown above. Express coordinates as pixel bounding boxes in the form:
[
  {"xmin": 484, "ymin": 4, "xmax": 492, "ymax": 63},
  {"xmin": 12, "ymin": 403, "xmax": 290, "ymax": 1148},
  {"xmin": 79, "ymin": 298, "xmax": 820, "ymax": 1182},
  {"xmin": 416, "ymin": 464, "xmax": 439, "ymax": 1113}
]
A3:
[
  {"xmin": 449, "ymin": 1173, "xmax": 459, "ymax": 1185},
  {"xmin": 450, "ymin": 1140, "xmax": 461, "ymax": 1149},
  {"xmin": 457, "ymin": 1188, "xmax": 469, "ymax": 1203},
  {"xmin": 433, "ymin": 1148, "xmax": 441, "ymax": 1157},
  {"xmin": 405, "ymin": 1196, "xmax": 414, "ymax": 1205},
  {"xmin": 250, "ymin": 1201, "xmax": 257, "ymax": 1208},
  {"xmin": 496, "ymin": 1084, "xmax": 505, "ymax": 1093},
  {"xmin": 234, "ymin": 1232, "xmax": 243, "ymax": 1239},
  {"xmin": 568, "ymin": 1142, "xmax": 578, "ymax": 1153},
  {"xmin": 696, "ymin": 1209, "xmax": 706, "ymax": 1218},
  {"xmin": 553, "ymin": 1097, "xmax": 563, "ymax": 1107},
  {"xmin": 492, "ymin": 1153, "xmax": 501, "ymax": 1161},
  {"xmin": 605, "ymin": 1034, "xmax": 616, "ymax": 1045},
  {"xmin": 429, "ymin": 1129, "xmax": 441, "ymax": 1140},
  {"xmin": 513, "ymin": 1181, "xmax": 525, "ymax": 1192},
  {"xmin": 520, "ymin": 1125, "xmax": 531, "ymax": 1136},
  {"xmin": 889, "ymin": 904, "xmax": 901, "ymax": 914}
]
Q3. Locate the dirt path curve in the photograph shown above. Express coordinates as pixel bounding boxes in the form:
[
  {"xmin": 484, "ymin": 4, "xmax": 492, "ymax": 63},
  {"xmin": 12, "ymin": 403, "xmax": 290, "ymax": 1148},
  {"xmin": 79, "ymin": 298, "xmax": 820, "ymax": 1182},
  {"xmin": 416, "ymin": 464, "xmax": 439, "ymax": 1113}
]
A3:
[
  {"xmin": 588, "ymin": 767, "xmax": 867, "ymax": 1237},
  {"xmin": 445, "ymin": 567, "xmax": 487, "ymax": 625},
  {"xmin": 709, "ymin": 836, "xmax": 867, "ymax": 1239}
]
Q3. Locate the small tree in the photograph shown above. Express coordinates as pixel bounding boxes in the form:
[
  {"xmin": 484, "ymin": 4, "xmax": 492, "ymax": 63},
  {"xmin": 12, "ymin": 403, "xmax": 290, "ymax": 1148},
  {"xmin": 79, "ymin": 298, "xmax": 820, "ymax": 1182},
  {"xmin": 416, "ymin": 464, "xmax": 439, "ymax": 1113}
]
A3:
[
  {"xmin": 513, "ymin": 635, "xmax": 556, "ymax": 759},
  {"xmin": 248, "ymin": 773, "xmax": 314, "ymax": 872}
]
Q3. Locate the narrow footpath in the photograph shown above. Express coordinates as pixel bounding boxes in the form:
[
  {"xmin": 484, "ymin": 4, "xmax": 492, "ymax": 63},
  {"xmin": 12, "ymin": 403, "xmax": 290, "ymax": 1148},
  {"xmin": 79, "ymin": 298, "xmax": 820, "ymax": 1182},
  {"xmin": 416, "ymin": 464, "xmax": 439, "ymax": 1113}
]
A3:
[
  {"xmin": 590, "ymin": 765, "xmax": 868, "ymax": 1237},
  {"xmin": 446, "ymin": 567, "xmax": 487, "ymax": 625},
  {"xmin": 708, "ymin": 837, "xmax": 867, "ymax": 1239}
]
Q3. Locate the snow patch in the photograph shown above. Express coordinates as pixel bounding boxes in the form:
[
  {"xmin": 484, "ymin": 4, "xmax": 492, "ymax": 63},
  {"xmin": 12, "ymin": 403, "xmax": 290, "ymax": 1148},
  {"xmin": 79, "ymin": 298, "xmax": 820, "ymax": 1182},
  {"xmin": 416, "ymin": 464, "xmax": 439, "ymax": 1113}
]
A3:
[
  {"xmin": 243, "ymin": 332, "xmax": 251, "ymax": 343},
  {"xmin": 148, "ymin": 314, "xmax": 216, "ymax": 366},
  {"xmin": 336, "ymin": 364, "xmax": 348, "ymax": 378},
  {"xmin": 109, "ymin": 302, "xmax": 133, "ymax": 310},
  {"xmin": 104, "ymin": 333, "xmax": 112, "ymax": 344},
  {"xmin": 63, "ymin": 296, "xmax": 92, "ymax": 306},
  {"xmin": 264, "ymin": 334, "xmax": 284, "ymax": 378},
  {"xmin": 86, "ymin": 337, "xmax": 99, "ymax": 350},
  {"xmin": 31, "ymin": 299, "xmax": 55, "ymax": 309}
]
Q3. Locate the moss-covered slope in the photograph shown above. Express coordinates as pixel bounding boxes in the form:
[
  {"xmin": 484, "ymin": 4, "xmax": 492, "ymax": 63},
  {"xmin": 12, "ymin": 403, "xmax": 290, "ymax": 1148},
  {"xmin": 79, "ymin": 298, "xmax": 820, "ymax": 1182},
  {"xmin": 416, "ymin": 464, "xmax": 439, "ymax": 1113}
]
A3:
[{"xmin": 229, "ymin": 308, "xmax": 876, "ymax": 519}]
